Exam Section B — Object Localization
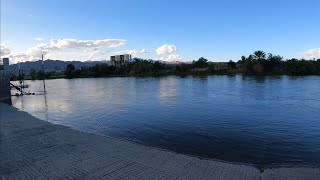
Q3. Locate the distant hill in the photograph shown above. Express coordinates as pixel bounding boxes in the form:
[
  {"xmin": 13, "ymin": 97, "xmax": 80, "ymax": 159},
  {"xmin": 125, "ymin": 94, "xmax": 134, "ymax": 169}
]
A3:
[{"xmin": 9, "ymin": 60, "xmax": 109, "ymax": 75}]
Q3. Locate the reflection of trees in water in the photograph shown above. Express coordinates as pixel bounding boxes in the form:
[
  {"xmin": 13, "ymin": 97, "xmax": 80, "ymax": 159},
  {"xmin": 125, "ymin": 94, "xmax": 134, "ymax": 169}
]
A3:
[
  {"xmin": 242, "ymin": 75, "xmax": 284, "ymax": 84},
  {"xmin": 194, "ymin": 76, "xmax": 208, "ymax": 83},
  {"xmin": 242, "ymin": 75, "xmax": 267, "ymax": 83},
  {"xmin": 239, "ymin": 76, "xmax": 268, "ymax": 100},
  {"xmin": 253, "ymin": 76, "xmax": 267, "ymax": 83},
  {"xmin": 189, "ymin": 76, "xmax": 210, "ymax": 99}
]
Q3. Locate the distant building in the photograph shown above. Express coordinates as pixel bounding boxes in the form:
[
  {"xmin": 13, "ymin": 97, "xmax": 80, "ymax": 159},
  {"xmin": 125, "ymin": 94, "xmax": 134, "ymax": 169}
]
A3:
[
  {"xmin": 110, "ymin": 54, "xmax": 132, "ymax": 67},
  {"xmin": 0, "ymin": 58, "xmax": 9, "ymax": 73}
]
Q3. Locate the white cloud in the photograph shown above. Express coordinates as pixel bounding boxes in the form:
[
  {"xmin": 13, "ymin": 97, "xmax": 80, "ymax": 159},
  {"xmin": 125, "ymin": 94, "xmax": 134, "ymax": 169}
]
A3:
[
  {"xmin": 127, "ymin": 49, "xmax": 150, "ymax": 55},
  {"xmin": 1, "ymin": 44, "xmax": 29, "ymax": 63},
  {"xmin": 156, "ymin": 44, "xmax": 177, "ymax": 55},
  {"xmin": 22, "ymin": 38, "xmax": 126, "ymax": 60},
  {"xmin": 160, "ymin": 54, "xmax": 182, "ymax": 62},
  {"xmin": 156, "ymin": 44, "xmax": 181, "ymax": 61},
  {"xmin": 2, "ymin": 38, "xmax": 127, "ymax": 63},
  {"xmin": 115, "ymin": 49, "xmax": 150, "ymax": 55},
  {"xmin": 9, "ymin": 54, "xmax": 29, "ymax": 64},
  {"xmin": 304, "ymin": 48, "xmax": 320, "ymax": 58},
  {"xmin": 0, "ymin": 44, "xmax": 11, "ymax": 57},
  {"xmin": 87, "ymin": 49, "xmax": 111, "ymax": 60},
  {"xmin": 34, "ymin": 37, "xmax": 44, "ymax": 41},
  {"xmin": 26, "ymin": 43, "xmax": 56, "ymax": 58},
  {"xmin": 46, "ymin": 38, "xmax": 126, "ymax": 49}
]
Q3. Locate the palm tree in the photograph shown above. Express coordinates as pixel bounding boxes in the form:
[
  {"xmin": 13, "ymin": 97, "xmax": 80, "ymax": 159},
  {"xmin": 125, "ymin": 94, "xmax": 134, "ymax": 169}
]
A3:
[
  {"xmin": 247, "ymin": 55, "xmax": 254, "ymax": 61},
  {"xmin": 267, "ymin": 53, "xmax": 273, "ymax": 60},
  {"xmin": 241, "ymin": 56, "xmax": 246, "ymax": 62},
  {"xmin": 253, "ymin": 50, "xmax": 266, "ymax": 60}
]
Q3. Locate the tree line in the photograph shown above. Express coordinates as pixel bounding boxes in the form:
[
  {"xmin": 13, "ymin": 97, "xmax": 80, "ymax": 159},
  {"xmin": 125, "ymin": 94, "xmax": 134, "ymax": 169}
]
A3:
[
  {"xmin": 238, "ymin": 50, "xmax": 320, "ymax": 75},
  {"xmin": 11, "ymin": 50, "xmax": 320, "ymax": 80}
]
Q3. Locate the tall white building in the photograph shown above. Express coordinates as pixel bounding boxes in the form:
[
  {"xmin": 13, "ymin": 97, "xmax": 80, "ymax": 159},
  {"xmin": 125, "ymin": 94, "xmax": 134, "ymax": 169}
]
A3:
[{"xmin": 110, "ymin": 54, "xmax": 132, "ymax": 67}]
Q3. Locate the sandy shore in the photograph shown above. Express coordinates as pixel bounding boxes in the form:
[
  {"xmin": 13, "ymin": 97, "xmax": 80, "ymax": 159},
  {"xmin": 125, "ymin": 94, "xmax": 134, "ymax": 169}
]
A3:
[{"xmin": 0, "ymin": 102, "xmax": 319, "ymax": 180}]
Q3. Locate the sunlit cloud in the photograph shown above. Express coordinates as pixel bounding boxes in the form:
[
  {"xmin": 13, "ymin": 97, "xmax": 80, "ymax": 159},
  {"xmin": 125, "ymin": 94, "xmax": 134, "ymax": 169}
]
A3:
[
  {"xmin": 156, "ymin": 44, "xmax": 181, "ymax": 61},
  {"xmin": 86, "ymin": 48, "xmax": 111, "ymax": 60},
  {"xmin": 0, "ymin": 44, "xmax": 11, "ymax": 57},
  {"xmin": 4, "ymin": 38, "xmax": 127, "ymax": 63},
  {"xmin": 26, "ymin": 38, "xmax": 126, "ymax": 58},
  {"xmin": 304, "ymin": 48, "xmax": 320, "ymax": 58},
  {"xmin": 9, "ymin": 54, "xmax": 29, "ymax": 63},
  {"xmin": 160, "ymin": 54, "xmax": 182, "ymax": 62},
  {"xmin": 156, "ymin": 44, "xmax": 177, "ymax": 55},
  {"xmin": 116, "ymin": 49, "xmax": 151, "ymax": 55},
  {"xmin": 127, "ymin": 49, "xmax": 150, "ymax": 55}
]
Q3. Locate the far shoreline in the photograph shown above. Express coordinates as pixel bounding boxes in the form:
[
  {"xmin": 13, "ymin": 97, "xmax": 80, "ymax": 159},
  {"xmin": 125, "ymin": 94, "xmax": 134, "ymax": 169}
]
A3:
[{"xmin": 11, "ymin": 73, "xmax": 320, "ymax": 82}]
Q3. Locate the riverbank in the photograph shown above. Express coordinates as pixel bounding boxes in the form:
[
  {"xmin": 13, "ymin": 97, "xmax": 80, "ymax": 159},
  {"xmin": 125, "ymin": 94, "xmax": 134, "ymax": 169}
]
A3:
[{"xmin": 1, "ymin": 103, "xmax": 319, "ymax": 179}]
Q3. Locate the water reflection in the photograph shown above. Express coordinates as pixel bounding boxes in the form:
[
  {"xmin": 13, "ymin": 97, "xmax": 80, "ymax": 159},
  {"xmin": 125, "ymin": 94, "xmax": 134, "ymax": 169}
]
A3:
[
  {"xmin": 159, "ymin": 76, "xmax": 177, "ymax": 103},
  {"xmin": 242, "ymin": 75, "xmax": 267, "ymax": 83},
  {"xmin": 43, "ymin": 94, "xmax": 48, "ymax": 120},
  {"xmin": 10, "ymin": 76, "xmax": 320, "ymax": 167}
]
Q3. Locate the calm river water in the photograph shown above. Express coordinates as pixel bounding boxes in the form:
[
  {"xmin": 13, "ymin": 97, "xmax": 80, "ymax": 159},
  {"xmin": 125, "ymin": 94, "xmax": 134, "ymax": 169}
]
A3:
[{"xmin": 11, "ymin": 75, "xmax": 320, "ymax": 167}]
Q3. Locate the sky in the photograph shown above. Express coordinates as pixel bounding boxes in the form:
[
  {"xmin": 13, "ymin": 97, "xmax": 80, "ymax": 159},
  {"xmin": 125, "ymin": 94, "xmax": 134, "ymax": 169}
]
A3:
[{"xmin": 1, "ymin": 0, "xmax": 320, "ymax": 64}]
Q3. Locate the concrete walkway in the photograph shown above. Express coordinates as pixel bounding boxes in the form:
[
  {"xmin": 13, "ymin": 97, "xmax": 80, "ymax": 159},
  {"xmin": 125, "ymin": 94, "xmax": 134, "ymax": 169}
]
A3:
[{"xmin": 1, "ymin": 103, "xmax": 319, "ymax": 180}]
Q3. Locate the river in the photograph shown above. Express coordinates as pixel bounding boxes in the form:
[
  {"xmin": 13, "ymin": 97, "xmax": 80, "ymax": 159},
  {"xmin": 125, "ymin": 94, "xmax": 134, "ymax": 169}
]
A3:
[{"xmin": 11, "ymin": 75, "xmax": 320, "ymax": 167}]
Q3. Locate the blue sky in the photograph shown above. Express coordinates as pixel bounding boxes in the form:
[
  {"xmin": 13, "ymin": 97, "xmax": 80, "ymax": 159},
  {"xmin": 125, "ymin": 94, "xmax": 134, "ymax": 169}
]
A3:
[{"xmin": 1, "ymin": 0, "xmax": 320, "ymax": 63}]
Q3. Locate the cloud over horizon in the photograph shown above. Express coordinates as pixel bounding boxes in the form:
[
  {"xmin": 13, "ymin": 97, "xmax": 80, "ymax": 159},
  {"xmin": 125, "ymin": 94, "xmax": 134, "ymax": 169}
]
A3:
[
  {"xmin": 160, "ymin": 54, "xmax": 182, "ymax": 61},
  {"xmin": 156, "ymin": 44, "xmax": 182, "ymax": 61},
  {"xmin": 0, "ymin": 44, "xmax": 11, "ymax": 57},
  {"xmin": 304, "ymin": 48, "xmax": 320, "ymax": 58},
  {"xmin": 28, "ymin": 38, "xmax": 126, "ymax": 57},
  {"xmin": 1, "ymin": 38, "xmax": 127, "ymax": 63},
  {"xmin": 156, "ymin": 44, "xmax": 177, "ymax": 55},
  {"xmin": 127, "ymin": 49, "xmax": 150, "ymax": 55},
  {"xmin": 86, "ymin": 48, "xmax": 111, "ymax": 60}
]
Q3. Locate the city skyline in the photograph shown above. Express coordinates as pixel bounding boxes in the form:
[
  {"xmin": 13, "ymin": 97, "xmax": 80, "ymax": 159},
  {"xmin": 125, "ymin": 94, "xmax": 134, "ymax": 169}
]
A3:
[{"xmin": 1, "ymin": 0, "xmax": 320, "ymax": 64}]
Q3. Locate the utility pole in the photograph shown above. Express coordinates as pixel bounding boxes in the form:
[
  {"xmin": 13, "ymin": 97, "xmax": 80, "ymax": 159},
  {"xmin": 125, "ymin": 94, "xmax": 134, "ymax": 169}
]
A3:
[
  {"xmin": 42, "ymin": 55, "xmax": 46, "ymax": 93},
  {"xmin": 18, "ymin": 62, "xmax": 22, "ymax": 95}
]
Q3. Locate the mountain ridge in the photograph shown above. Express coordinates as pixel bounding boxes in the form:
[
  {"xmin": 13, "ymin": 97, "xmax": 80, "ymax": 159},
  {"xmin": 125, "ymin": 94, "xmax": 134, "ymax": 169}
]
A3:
[{"xmin": 8, "ymin": 59, "xmax": 109, "ymax": 75}]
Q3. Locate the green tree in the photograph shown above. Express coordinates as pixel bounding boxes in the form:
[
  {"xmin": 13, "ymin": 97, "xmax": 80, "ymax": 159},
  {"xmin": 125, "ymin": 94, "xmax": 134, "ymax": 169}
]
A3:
[
  {"xmin": 65, "ymin": 64, "xmax": 75, "ymax": 79},
  {"xmin": 152, "ymin": 61, "xmax": 163, "ymax": 72},
  {"xmin": 37, "ymin": 70, "xmax": 45, "ymax": 80},
  {"xmin": 193, "ymin": 57, "xmax": 208, "ymax": 68},
  {"xmin": 30, "ymin": 69, "xmax": 37, "ymax": 80},
  {"xmin": 253, "ymin": 50, "xmax": 266, "ymax": 60},
  {"xmin": 227, "ymin": 60, "xmax": 236, "ymax": 69},
  {"xmin": 241, "ymin": 56, "xmax": 246, "ymax": 62}
]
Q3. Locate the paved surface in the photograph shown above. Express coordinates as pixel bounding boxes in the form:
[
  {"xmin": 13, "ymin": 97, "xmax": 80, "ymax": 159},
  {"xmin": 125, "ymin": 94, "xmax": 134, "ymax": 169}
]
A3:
[{"xmin": 1, "ymin": 103, "xmax": 319, "ymax": 180}]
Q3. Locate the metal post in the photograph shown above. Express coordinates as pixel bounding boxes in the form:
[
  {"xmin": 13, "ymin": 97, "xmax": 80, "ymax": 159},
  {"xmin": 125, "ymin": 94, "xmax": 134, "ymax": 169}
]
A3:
[{"xmin": 42, "ymin": 55, "xmax": 46, "ymax": 93}]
